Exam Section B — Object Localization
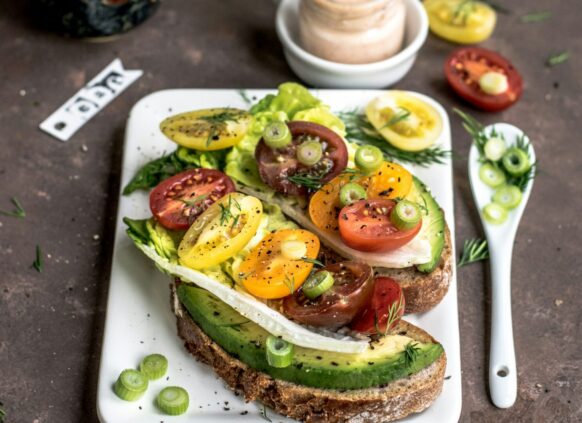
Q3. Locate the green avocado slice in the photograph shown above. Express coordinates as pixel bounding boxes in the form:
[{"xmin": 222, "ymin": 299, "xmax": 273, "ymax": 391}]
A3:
[{"xmin": 177, "ymin": 284, "xmax": 444, "ymax": 390}]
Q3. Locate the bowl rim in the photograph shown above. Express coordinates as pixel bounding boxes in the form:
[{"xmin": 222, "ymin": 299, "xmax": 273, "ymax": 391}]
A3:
[{"xmin": 276, "ymin": 0, "xmax": 429, "ymax": 74}]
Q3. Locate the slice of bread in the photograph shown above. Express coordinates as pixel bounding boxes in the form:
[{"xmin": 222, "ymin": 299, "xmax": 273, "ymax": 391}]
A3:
[
  {"xmin": 378, "ymin": 226, "xmax": 453, "ymax": 314},
  {"xmin": 173, "ymin": 289, "xmax": 447, "ymax": 423}
]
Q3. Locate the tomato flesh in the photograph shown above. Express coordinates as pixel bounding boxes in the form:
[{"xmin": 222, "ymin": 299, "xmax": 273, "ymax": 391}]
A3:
[
  {"xmin": 338, "ymin": 199, "xmax": 421, "ymax": 252},
  {"xmin": 445, "ymin": 47, "xmax": 522, "ymax": 112},
  {"xmin": 282, "ymin": 262, "xmax": 374, "ymax": 329},
  {"xmin": 255, "ymin": 121, "xmax": 348, "ymax": 196},
  {"xmin": 150, "ymin": 168, "xmax": 235, "ymax": 230},
  {"xmin": 350, "ymin": 277, "xmax": 405, "ymax": 334}
]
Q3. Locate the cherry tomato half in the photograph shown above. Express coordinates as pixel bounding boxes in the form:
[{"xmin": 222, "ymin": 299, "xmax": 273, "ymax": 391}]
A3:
[
  {"xmin": 150, "ymin": 168, "xmax": 235, "ymax": 230},
  {"xmin": 282, "ymin": 262, "xmax": 374, "ymax": 329},
  {"xmin": 338, "ymin": 199, "xmax": 422, "ymax": 252},
  {"xmin": 445, "ymin": 47, "xmax": 523, "ymax": 112},
  {"xmin": 350, "ymin": 277, "xmax": 405, "ymax": 335},
  {"xmin": 255, "ymin": 121, "xmax": 348, "ymax": 196}
]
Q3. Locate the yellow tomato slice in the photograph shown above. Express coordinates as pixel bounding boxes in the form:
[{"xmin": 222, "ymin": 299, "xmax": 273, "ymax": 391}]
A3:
[
  {"xmin": 239, "ymin": 229, "xmax": 320, "ymax": 299},
  {"xmin": 366, "ymin": 91, "xmax": 443, "ymax": 152},
  {"xmin": 424, "ymin": 0, "xmax": 496, "ymax": 44},
  {"xmin": 309, "ymin": 163, "xmax": 412, "ymax": 234},
  {"xmin": 160, "ymin": 108, "xmax": 251, "ymax": 151},
  {"xmin": 178, "ymin": 193, "xmax": 263, "ymax": 269}
]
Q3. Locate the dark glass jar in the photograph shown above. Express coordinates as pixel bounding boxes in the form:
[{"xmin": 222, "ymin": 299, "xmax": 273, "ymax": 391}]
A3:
[{"xmin": 33, "ymin": 0, "xmax": 161, "ymax": 38}]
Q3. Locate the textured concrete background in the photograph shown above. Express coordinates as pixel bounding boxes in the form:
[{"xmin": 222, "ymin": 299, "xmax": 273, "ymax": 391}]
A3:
[{"xmin": 0, "ymin": 0, "xmax": 580, "ymax": 422}]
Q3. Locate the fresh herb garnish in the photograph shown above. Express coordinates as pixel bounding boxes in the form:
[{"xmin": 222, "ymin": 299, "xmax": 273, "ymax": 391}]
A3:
[
  {"xmin": 238, "ymin": 89, "xmax": 253, "ymax": 106},
  {"xmin": 282, "ymin": 273, "xmax": 296, "ymax": 295},
  {"xmin": 508, "ymin": 134, "xmax": 538, "ymax": 191},
  {"xmin": 521, "ymin": 11, "xmax": 551, "ymax": 23},
  {"xmin": 180, "ymin": 194, "xmax": 208, "ymax": 207},
  {"xmin": 404, "ymin": 342, "xmax": 421, "ymax": 366},
  {"xmin": 374, "ymin": 292, "xmax": 405, "ymax": 336},
  {"xmin": 381, "ymin": 108, "xmax": 411, "ymax": 129},
  {"xmin": 340, "ymin": 110, "xmax": 452, "ymax": 167},
  {"xmin": 259, "ymin": 404, "xmax": 272, "ymax": 422},
  {"xmin": 32, "ymin": 245, "xmax": 43, "ymax": 273},
  {"xmin": 547, "ymin": 51, "xmax": 569, "ymax": 67},
  {"xmin": 453, "ymin": 108, "xmax": 490, "ymax": 155},
  {"xmin": 301, "ymin": 257, "xmax": 325, "ymax": 267},
  {"xmin": 458, "ymin": 238, "xmax": 489, "ymax": 267},
  {"xmin": 199, "ymin": 109, "xmax": 244, "ymax": 147},
  {"xmin": 0, "ymin": 197, "xmax": 26, "ymax": 218},
  {"xmin": 287, "ymin": 173, "xmax": 323, "ymax": 191},
  {"xmin": 453, "ymin": 0, "xmax": 476, "ymax": 24},
  {"xmin": 0, "ymin": 401, "xmax": 5, "ymax": 423},
  {"xmin": 219, "ymin": 196, "xmax": 242, "ymax": 227}
]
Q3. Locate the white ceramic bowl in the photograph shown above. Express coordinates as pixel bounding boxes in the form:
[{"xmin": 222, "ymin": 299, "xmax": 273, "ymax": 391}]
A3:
[{"xmin": 276, "ymin": 0, "xmax": 429, "ymax": 88}]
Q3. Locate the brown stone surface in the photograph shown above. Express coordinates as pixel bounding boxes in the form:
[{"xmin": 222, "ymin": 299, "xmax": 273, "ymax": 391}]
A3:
[{"xmin": 0, "ymin": 0, "xmax": 580, "ymax": 422}]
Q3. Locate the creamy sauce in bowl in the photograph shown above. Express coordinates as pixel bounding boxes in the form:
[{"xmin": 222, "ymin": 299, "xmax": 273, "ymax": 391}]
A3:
[{"xmin": 299, "ymin": 0, "xmax": 406, "ymax": 64}]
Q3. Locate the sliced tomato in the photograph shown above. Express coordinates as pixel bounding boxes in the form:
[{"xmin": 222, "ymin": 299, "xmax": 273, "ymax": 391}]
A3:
[
  {"xmin": 149, "ymin": 168, "xmax": 236, "ymax": 230},
  {"xmin": 178, "ymin": 194, "xmax": 263, "ymax": 270},
  {"xmin": 338, "ymin": 199, "xmax": 421, "ymax": 252},
  {"xmin": 350, "ymin": 277, "xmax": 405, "ymax": 334},
  {"xmin": 445, "ymin": 47, "xmax": 522, "ymax": 112},
  {"xmin": 282, "ymin": 262, "xmax": 374, "ymax": 329},
  {"xmin": 255, "ymin": 121, "xmax": 348, "ymax": 196},
  {"xmin": 309, "ymin": 163, "xmax": 413, "ymax": 234},
  {"xmin": 239, "ymin": 229, "xmax": 320, "ymax": 299}
]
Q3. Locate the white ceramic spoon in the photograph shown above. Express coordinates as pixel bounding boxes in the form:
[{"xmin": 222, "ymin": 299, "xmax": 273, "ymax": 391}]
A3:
[{"xmin": 468, "ymin": 123, "xmax": 535, "ymax": 409}]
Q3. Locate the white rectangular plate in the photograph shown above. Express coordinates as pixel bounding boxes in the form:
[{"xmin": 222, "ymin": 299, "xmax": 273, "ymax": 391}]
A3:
[{"xmin": 97, "ymin": 89, "xmax": 461, "ymax": 422}]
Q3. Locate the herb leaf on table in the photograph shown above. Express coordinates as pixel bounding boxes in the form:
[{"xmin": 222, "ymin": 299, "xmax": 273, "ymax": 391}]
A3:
[
  {"xmin": 0, "ymin": 197, "xmax": 26, "ymax": 218},
  {"xmin": 458, "ymin": 238, "xmax": 489, "ymax": 267},
  {"xmin": 547, "ymin": 51, "xmax": 569, "ymax": 67},
  {"xmin": 32, "ymin": 245, "xmax": 43, "ymax": 273},
  {"xmin": 521, "ymin": 12, "xmax": 551, "ymax": 23}
]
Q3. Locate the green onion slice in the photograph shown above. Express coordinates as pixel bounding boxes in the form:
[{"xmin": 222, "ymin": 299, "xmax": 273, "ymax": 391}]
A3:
[
  {"xmin": 390, "ymin": 200, "xmax": 421, "ymax": 231},
  {"xmin": 502, "ymin": 147, "xmax": 531, "ymax": 176},
  {"xmin": 296, "ymin": 140, "xmax": 323, "ymax": 166},
  {"xmin": 479, "ymin": 163, "xmax": 506, "ymax": 188},
  {"xmin": 339, "ymin": 182, "xmax": 367, "ymax": 206},
  {"xmin": 156, "ymin": 386, "xmax": 190, "ymax": 416},
  {"xmin": 266, "ymin": 335, "xmax": 294, "ymax": 368},
  {"xmin": 302, "ymin": 270, "xmax": 334, "ymax": 300},
  {"xmin": 355, "ymin": 145, "xmax": 383, "ymax": 173},
  {"xmin": 484, "ymin": 137, "xmax": 507, "ymax": 161},
  {"xmin": 483, "ymin": 203, "xmax": 508, "ymax": 225},
  {"xmin": 263, "ymin": 121, "xmax": 292, "ymax": 149},
  {"xmin": 113, "ymin": 369, "xmax": 149, "ymax": 401},
  {"xmin": 492, "ymin": 185, "xmax": 522, "ymax": 210},
  {"xmin": 139, "ymin": 354, "xmax": 168, "ymax": 380}
]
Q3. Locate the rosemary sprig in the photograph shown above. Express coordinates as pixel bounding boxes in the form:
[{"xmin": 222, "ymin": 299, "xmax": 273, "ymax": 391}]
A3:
[
  {"xmin": 259, "ymin": 404, "xmax": 272, "ymax": 422},
  {"xmin": 200, "ymin": 109, "xmax": 245, "ymax": 147},
  {"xmin": 380, "ymin": 108, "xmax": 411, "ymax": 129},
  {"xmin": 458, "ymin": 238, "xmax": 489, "ymax": 267},
  {"xmin": 374, "ymin": 291, "xmax": 405, "ymax": 336},
  {"xmin": 0, "ymin": 197, "xmax": 26, "ymax": 218},
  {"xmin": 404, "ymin": 342, "xmax": 421, "ymax": 366},
  {"xmin": 287, "ymin": 173, "xmax": 323, "ymax": 191},
  {"xmin": 32, "ymin": 245, "xmax": 43, "ymax": 273},
  {"xmin": 238, "ymin": 89, "xmax": 253, "ymax": 106},
  {"xmin": 521, "ymin": 11, "xmax": 551, "ymax": 23},
  {"xmin": 282, "ymin": 273, "xmax": 296, "ymax": 295},
  {"xmin": 301, "ymin": 257, "xmax": 325, "ymax": 267},
  {"xmin": 340, "ymin": 110, "xmax": 452, "ymax": 167},
  {"xmin": 219, "ymin": 196, "xmax": 241, "ymax": 226},
  {"xmin": 453, "ymin": 108, "xmax": 489, "ymax": 155},
  {"xmin": 547, "ymin": 51, "xmax": 569, "ymax": 67}
]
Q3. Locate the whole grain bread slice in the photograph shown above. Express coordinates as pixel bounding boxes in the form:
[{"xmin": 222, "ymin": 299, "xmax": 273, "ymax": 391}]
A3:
[
  {"xmin": 173, "ymin": 288, "xmax": 447, "ymax": 423},
  {"xmin": 378, "ymin": 226, "xmax": 453, "ymax": 314}
]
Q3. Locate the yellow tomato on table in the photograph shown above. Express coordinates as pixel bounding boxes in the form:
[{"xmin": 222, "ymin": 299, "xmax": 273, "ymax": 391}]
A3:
[
  {"xmin": 424, "ymin": 0, "xmax": 496, "ymax": 44},
  {"xmin": 239, "ymin": 229, "xmax": 320, "ymax": 299},
  {"xmin": 178, "ymin": 193, "xmax": 263, "ymax": 269}
]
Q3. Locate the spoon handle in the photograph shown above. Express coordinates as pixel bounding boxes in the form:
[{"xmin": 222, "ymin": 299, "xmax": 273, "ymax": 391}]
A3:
[{"xmin": 488, "ymin": 243, "xmax": 517, "ymax": 408}]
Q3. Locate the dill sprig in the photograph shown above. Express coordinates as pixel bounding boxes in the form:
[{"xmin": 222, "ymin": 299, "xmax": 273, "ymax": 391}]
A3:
[
  {"xmin": 0, "ymin": 197, "xmax": 26, "ymax": 218},
  {"xmin": 458, "ymin": 238, "xmax": 489, "ymax": 267},
  {"xmin": 287, "ymin": 173, "xmax": 323, "ymax": 191},
  {"xmin": 547, "ymin": 52, "xmax": 569, "ymax": 67},
  {"xmin": 340, "ymin": 110, "xmax": 452, "ymax": 167},
  {"xmin": 404, "ymin": 342, "xmax": 421, "ymax": 366},
  {"xmin": 374, "ymin": 292, "xmax": 405, "ymax": 336},
  {"xmin": 200, "ymin": 109, "xmax": 245, "ymax": 147},
  {"xmin": 32, "ymin": 245, "xmax": 43, "ymax": 273},
  {"xmin": 521, "ymin": 11, "xmax": 551, "ymax": 23}
]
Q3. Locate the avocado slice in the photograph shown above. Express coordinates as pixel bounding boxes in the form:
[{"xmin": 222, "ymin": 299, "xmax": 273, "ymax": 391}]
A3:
[
  {"xmin": 406, "ymin": 177, "xmax": 446, "ymax": 273},
  {"xmin": 177, "ymin": 284, "xmax": 444, "ymax": 390}
]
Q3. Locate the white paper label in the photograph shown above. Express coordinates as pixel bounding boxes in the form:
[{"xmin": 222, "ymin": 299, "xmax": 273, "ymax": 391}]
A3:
[{"xmin": 40, "ymin": 59, "xmax": 143, "ymax": 141}]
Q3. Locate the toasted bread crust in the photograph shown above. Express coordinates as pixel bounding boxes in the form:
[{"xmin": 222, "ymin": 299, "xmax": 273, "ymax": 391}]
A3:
[
  {"xmin": 378, "ymin": 226, "xmax": 453, "ymax": 314},
  {"xmin": 173, "ymin": 289, "xmax": 447, "ymax": 423}
]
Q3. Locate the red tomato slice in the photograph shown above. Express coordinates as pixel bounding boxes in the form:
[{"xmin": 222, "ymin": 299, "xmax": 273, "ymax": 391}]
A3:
[
  {"xmin": 255, "ymin": 121, "xmax": 348, "ymax": 196},
  {"xmin": 350, "ymin": 277, "xmax": 405, "ymax": 335},
  {"xmin": 149, "ymin": 168, "xmax": 235, "ymax": 230},
  {"xmin": 445, "ymin": 47, "xmax": 523, "ymax": 112},
  {"xmin": 338, "ymin": 199, "xmax": 421, "ymax": 252}
]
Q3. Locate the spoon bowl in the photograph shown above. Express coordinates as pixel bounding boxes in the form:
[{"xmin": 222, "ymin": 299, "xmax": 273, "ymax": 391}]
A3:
[{"xmin": 468, "ymin": 123, "xmax": 536, "ymax": 409}]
